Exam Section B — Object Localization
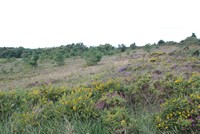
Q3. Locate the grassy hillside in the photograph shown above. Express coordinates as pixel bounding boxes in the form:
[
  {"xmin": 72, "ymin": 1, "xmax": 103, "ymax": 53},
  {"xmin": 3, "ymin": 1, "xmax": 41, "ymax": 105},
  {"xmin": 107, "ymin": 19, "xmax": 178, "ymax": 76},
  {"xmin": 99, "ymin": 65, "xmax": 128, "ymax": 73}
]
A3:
[{"xmin": 0, "ymin": 43, "xmax": 200, "ymax": 134}]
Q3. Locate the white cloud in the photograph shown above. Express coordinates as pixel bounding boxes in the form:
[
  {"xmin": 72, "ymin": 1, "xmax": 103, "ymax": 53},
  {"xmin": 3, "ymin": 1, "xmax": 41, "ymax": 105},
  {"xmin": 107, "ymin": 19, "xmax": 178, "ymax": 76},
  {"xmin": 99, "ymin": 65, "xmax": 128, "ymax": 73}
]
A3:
[{"xmin": 0, "ymin": 0, "xmax": 199, "ymax": 48}]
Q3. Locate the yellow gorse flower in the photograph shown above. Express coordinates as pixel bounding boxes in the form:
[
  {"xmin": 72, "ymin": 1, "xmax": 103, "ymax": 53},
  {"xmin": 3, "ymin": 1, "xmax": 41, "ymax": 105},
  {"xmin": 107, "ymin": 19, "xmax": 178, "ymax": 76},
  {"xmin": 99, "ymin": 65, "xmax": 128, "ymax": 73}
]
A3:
[
  {"xmin": 175, "ymin": 78, "xmax": 183, "ymax": 83},
  {"xmin": 192, "ymin": 72, "xmax": 200, "ymax": 77},
  {"xmin": 121, "ymin": 119, "xmax": 126, "ymax": 126},
  {"xmin": 73, "ymin": 106, "xmax": 77, "ymax": 111}
]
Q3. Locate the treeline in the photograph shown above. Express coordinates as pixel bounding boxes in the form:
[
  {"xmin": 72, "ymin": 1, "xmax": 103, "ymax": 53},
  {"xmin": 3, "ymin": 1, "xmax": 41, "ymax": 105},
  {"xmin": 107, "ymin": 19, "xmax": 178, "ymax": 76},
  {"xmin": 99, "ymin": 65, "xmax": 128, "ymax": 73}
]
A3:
[
  {"xmin": 0, "ymin": 43, "xmax": 133, "ymax": 66},
  {"xmin": 0, "ymin": 43, "xmax": 123, "ymax": 59},
  {"xmin": 1, "ymin": 33, "xmax": 199, "ymax": 66},
  {"xmin": 1, "ymin": 33, "xmax": 199, "ymax": 59}
]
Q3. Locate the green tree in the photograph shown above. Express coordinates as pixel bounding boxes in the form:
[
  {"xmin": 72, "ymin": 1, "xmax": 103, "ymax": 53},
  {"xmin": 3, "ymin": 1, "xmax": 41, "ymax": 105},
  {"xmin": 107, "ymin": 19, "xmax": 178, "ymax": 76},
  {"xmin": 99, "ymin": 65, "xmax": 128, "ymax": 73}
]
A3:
[
  {"xmin": 130, "ymin": 43, "xmax": 137, "ymax": 50},
  {"xmin": 97, "ymin": 44, "xmax": 115, "ymax": 55},
  {"xmin": 191, "ymin": 33, "xmax": 197, "ymax": 38},
  {"xmin": 158, "ymin": 40, "xmax": 165, "ymax": 45},
  {"xmin": 54, "ymin": 51, "xmax": 65, "ymax": 66},
  {"xmin": 29, "ymin": 53, "xmax": 39, "ymax": 67},
  {"xmin": 118, "ymin": 44, "xmax": 126, "ymax": 52},
  {"xmin": 84, "ymin": 48, "xmax": 102, "ymax": 66},
  {"xmin": 143, "ymin": 44, "xmax": 152, "ymax": 52}
]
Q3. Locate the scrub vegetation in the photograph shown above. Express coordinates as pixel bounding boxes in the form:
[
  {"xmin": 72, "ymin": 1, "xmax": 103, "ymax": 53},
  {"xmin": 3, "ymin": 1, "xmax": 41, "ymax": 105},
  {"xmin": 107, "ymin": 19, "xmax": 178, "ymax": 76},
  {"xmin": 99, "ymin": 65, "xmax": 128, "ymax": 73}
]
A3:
[{"xmin": 0, "ymin": 34, "xmax": 200, "ymax": 134}]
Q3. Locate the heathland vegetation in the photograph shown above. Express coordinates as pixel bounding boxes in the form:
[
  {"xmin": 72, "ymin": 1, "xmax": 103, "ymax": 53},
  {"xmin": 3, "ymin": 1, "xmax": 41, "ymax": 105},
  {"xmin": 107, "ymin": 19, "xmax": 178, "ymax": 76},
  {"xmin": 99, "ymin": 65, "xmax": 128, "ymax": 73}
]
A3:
[{"xmin": 0, "ymin": 33, "xmax": 200, "ymax": 134}]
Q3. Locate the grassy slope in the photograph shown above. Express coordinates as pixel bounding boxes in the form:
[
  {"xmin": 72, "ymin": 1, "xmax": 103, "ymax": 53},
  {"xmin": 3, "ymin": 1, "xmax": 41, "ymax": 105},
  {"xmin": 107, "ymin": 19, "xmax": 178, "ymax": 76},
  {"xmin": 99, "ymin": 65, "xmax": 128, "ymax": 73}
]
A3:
[
  {"xmin": 1, "ymin": 45, "xmax": 199, "ymax": 91},
  {"xmin": 0, "ymin": 45, "xmax": 179, "ymax": 90},
  {"xmin": 0, "ymin": 45, "xmax": 200, "ymax": 134}
]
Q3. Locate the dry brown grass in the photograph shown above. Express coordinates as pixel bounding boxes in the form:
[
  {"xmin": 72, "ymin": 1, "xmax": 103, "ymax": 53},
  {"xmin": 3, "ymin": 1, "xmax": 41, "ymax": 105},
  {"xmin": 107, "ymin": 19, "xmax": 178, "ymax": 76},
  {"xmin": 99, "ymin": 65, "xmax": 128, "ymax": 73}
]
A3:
[{"xmin": 0, "ymin": 53, "xmax": 130, "ymax": 90}]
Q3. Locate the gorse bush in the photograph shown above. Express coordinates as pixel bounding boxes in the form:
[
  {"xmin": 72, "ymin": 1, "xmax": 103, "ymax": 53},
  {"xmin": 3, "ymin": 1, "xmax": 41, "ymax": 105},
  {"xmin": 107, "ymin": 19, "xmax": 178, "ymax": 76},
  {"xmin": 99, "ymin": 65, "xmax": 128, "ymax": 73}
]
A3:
[
  {"xmin": 0, "ymin": 79, "xmax": 128, "ymax": 133},
  {"xmin": 0, "ymin": 91, "xmax": 20, "ymax": 121},
  {"xmin": 0, "ymin": 72, "xmax": 200, "ymax": 133},
  {"xmin": 101, "ymin": 106, "xmax": 129, "ymax": 133},
  {"xmin": 156, "ymin": 94, "xmax": 200, "ymax": 132},
  {"xmin": 155, "ymin": 73, "xmax": 200, "ymax": 133},
  {"xmin": 126, "ymin": 75, "xmax": 162, "ymax": 108}
]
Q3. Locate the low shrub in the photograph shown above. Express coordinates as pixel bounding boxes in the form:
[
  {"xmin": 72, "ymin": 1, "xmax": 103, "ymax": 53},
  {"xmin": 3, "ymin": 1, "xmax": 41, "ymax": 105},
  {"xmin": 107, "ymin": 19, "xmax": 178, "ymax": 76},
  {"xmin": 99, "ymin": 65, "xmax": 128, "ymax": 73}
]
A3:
[
  {"xmin": 143, "ymin": 44, "xmax": 152, "ymax": 52},
  {"xmin": 0, "ymin": 79, "xmax": 127, "ymax": 133},
  {"xmin": 84, "ymin": 49, "xmax": 102, "ymax": 66},
  {"xmin": 101, "ymin": 106, "xmax": 129, "ymax": 133},
  {"xmin": 155, "ymin": 74, "xmax": 200, "ymax": 133}
]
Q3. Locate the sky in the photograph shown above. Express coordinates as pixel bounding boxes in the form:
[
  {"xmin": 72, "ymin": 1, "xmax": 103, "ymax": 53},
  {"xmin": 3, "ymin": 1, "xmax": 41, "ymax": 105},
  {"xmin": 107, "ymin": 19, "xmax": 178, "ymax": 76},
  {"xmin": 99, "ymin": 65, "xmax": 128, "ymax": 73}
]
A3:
[{"xmin": 0, "ymin": 0, "xmax": 199, "ymax": 48}]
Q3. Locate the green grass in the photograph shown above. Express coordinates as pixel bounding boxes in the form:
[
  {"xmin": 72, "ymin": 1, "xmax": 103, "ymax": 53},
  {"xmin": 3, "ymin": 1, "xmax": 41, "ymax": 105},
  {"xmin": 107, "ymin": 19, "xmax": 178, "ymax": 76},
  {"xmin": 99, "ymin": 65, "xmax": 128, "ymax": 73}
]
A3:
[
  {"xmin": 0, "ymin": 117, "xmax": 108, "ymax": 134},
  {"xmin": 129, "ymin": 110, "xmax": 157, "ymax": 134}
]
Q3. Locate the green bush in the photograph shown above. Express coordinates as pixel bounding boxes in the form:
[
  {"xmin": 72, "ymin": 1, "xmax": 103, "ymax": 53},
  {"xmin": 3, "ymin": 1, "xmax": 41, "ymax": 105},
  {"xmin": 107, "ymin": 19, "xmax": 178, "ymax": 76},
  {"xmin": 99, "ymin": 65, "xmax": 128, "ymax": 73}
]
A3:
[
  {"xmin": 158, "ymin": 40, "xmax": 165, "ymax": 45},
  {"xmin": 101, "ymin": 107, "xmax": 129, "ymax": 133},
  {"xmin": 191, "ymin": 33, "xmax": 197, "ymax": 38},
  {"xmin": 184, "ymin": 36, "xmax": 198, "ymax": 43},
  {"xmin": 0, "ymin": 79, "xmax": 127, "ymax": 133},
  {"xmin": 84, "ymin": 49, "xmax": 102, "ymax": 66},
  {"xmin": 118, "ymin": 44, "xmax": 126, "ymax": 52},
  {"xmin": 156, "ymin": 94, "xmax": 200, "ymax": 133},
  {"xmin": 0, "ymin": 90, "xmax": 25, "ymax": 121},
  {"xmin": 29, "ymin": 53, "xmax": 39, "ymax": 67},
  {"xmin": 97, "ymin": 44, "xmax": 115, "ymax": 55},
  {"xmin": 189, "ymin": 49, "xmax": 200, "ymax": 57},
  {"xmin": 54, "ymin": 52, "xmax": 65, "ymax": 66},
  {"xmin": 143, "ymin": 44, "xmax": 152, "ymax": 52},
  {"xmin": 130, "ymin": 43, "xmax": 137, "ymax": 50},
  {"xmin": 126, "ymin": 75, "xmax": 160, "ymax": 107},
  {"xmin": 22, "ymin": 52, "xmax": 39, "ymax": 67},
  {"xmin": 155, "ymin": 74, "xmax": 200, "ymax": 133},
  {"xmin": 1, "ymin": 70, "xmax": 200, "ymax": 133}
]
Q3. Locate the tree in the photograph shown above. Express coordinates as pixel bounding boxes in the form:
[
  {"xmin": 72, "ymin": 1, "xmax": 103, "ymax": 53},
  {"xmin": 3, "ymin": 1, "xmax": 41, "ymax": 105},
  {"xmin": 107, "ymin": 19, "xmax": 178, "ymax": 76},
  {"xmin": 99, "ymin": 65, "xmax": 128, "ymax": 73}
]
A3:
[
  {"xmin": 158, "ymin": 40, "xmax": 165, "ymax": 45},
  {"xmin": 29, "ymin": 53, "xmax": 39, "ymax": 67},
  {"xmin": 54, "ymin": 51, "xmax": 65, "ymax": 66},
  {"xmin": 130, "ymin": 43, "xmax": 137, "ymax": 50},
  {"xmin": 97, "ymin": 44, "xmax": 115, "ymax": 55},
  {"xmin": 118, "ymin": 44, "xmax": 126, "ymax": 52},
  {"xmin": 191, "ymin": 33, "xmax": 197, "ymax": 38},
  {"xmin": 143, "ymin": 44, "xmax": 152, "ymax": 52},
  {"xmin": 84, "ymin": 48, "xmax": 102, "ymax": 66},
  {"xmin": 184, "ymin": 34, "xmax": 198, "ymax": 43}
]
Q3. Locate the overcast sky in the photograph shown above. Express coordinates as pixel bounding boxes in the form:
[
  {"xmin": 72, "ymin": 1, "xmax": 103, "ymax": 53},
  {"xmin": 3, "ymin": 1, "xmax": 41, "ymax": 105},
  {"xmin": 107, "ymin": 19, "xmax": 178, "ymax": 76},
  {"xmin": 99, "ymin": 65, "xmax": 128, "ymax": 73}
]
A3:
[{"xmin": 0, "ymin": 0, "xmax": 199, "ymax": 48}]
